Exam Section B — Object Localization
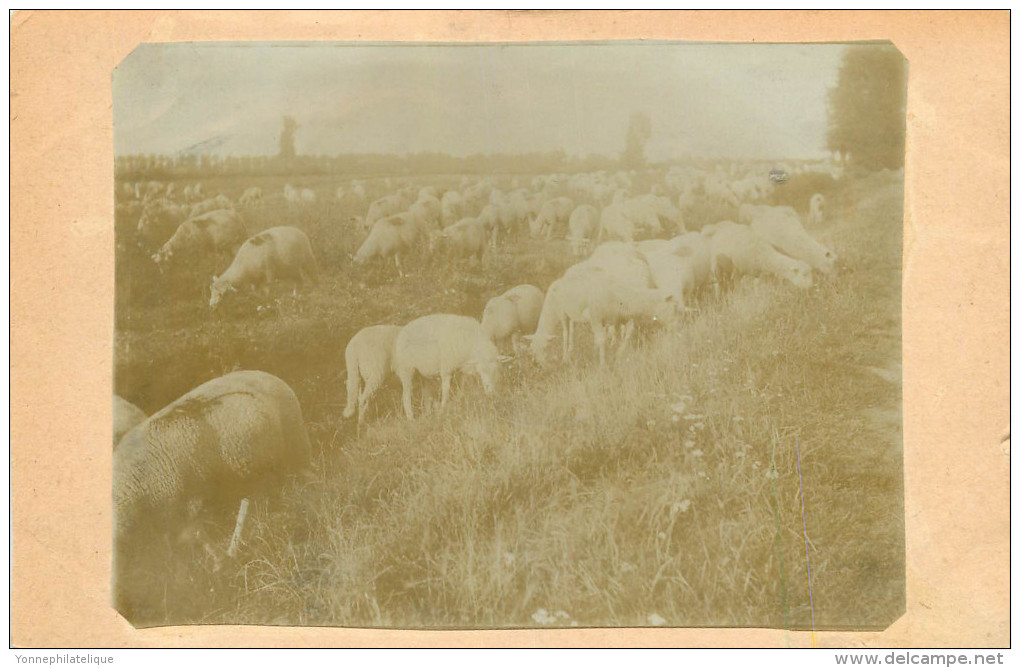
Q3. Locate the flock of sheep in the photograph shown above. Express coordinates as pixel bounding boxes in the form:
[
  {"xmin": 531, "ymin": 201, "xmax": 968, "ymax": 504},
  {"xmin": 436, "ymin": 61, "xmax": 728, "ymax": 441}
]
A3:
[{"xmin": 112, "ymin": 161, "xmax": 839, "ymax": 613}]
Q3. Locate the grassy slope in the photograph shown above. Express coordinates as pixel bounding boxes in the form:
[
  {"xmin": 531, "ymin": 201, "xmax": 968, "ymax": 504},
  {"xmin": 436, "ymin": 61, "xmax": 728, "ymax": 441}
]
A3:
[{"xmin": 115, "ymin": 171, "xmax": 903, "ymax": 629}]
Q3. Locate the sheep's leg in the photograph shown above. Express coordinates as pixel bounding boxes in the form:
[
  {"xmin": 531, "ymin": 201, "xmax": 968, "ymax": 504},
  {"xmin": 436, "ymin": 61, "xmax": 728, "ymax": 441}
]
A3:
[
  {"xmin": 358, "ymin": 377, "xmax": 381, "ymax": 426},
  {"xmin": 226, "ymin": 498, "xmax": 250, "ymax": 559},
  {"xmin": 619, "ymin": 320, "xmax": 636, "ymax": 352},
  {"xmin": 592, "ymin": 322, "xmax": 607, "ymax": 366},
  {"xmin": 399, "ymin": 370, "xmax": 415, "ymax": 419},
  {"xmin": 510, "ymin": 331, "xmax": 521, "ymax": 356},
  {"xmin": 395, "ymin": 253, "xmax": 405, "ymax": 278},
  {"xmin": 342, "ymin": 367, "xmax": 361, "ymax": 420},
  {"xmin": 440, "ymin": 373, "xmax": 452, "ymax": 408},
  {"xmin": 560, "ymin": 319, "xmax": 570, "ymax": 360}
]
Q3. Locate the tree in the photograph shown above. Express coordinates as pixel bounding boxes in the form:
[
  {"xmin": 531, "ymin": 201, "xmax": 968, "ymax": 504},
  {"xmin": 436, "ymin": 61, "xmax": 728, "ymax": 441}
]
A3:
[
  {"xmin": 279, "ymin": 115, "xmax": 298, "ymax": 160},
  {"xmin": 827, "ymin": 44, "xmax": 907, "ymax": 171},
  {"xmin": 621, "ymin": 111, "xmax": 652, "ymax": 170}
]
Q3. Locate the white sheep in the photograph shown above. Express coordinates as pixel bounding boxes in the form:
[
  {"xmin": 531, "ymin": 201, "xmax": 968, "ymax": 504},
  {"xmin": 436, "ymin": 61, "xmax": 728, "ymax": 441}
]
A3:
[
  {"xmin": 567, "ymin": 204, "xmax": 600, "ymax": 256},
  {"xmin": 703, "ymin": 221, "xmax": 813, "ymax": 291},
  {"xmin": 525, "ymin": 274, "xmax": 593, "ymax": 365},
  {"xmin": 363, "ymin": 194, "xmax": 410, "ymax": 233},
  {"xmin": 113, "ymin": 370, "xmax": 311, "ymax": 620},
  {"xmin": 435, "ymin": 217, "xmax": 488, "ymax": 265},
  {"xmin": 190, "ymin": 194, "xmax": 233, "ymax": 218},
  {"xmin": 152, "ymin": 209, "xmax": 246, "ymax": 266},
  {"xmin": 342, "ymin": 324, "xmax": 403, "ymax": 426},
  {"xmin": 528, "ymin": 196, "xmax": 574, "ymax": 238},
  {"xmin": 136, "ymin": 199, "xmax": 190, "ymax": 249},
  {"xmin": 209, "ymin": 226, "xmax": 319, "ymax": 308},
  {"xmin": 300, "ymin": 188, "xmax": 316, "ymax": 204},
  {"xmin": 441, "ymin": 190, "xmax": 465, "ymax": 227},
  {"xmin": 353, "ymin": 213, "xmax": 424, "ymax": 276},
  {"xmin": 113, "ymin": 395, "xmax": 146, "ymax": 449},
  {"xmin": 393, "ymin": 314, "xmax": 500, "ymax": 419},
  {"xmin": 750, "ymin": 207, "xmax": 837, "ymax": 274},
  {"xmin": 481, "ymin": 284, "xmax": 545, "ymax": 353},
  {"xmin": 238, "ymin": 187, "xmax": 264, "ymax": 207},
  {"xmin": 581, "ymin": 278, "xmax": 677, "ymax": 365}
]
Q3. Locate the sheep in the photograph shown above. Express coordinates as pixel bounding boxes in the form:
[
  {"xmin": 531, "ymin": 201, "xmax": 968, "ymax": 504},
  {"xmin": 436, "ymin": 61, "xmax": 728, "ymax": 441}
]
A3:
[
  {"xmin": 408, "ymin": 196, "xmax": 442, "ymax": 232},
  {"xmin": 703, "ymin": 221, "xmax": 813, "ymax": 291},
  {"xmin": 152, "ymin": 209, "xmax": 246, "ymax": 266},
  {"xmin": 570, "ymin": 243, "xmax": 655, "ymax": 290},
  {"xmin": 567, "ymin": 204, "xmax": 600, "ymax": 256},
  {"xmin": 481, "ymin": 284, "xmax": 545, "ymax": 354},
  {"xmin": 440, "ymin": 190, "xmax": 464, "ymax": 227},
  {"xmin": 525, "ymin": 273, "xmax": 598, "ymax": 366},
  {"xmin": 136, "ymin": 199, "xmax": 190, "ymax": 249},
  {"xmin": 434, "ymin": 217, "xmax": 488, "ymax": 265},
  {"xmin": 113, "ymin": 370, "xmax": 311, "ymax": 622},
  {"xmin": 808, "ymin": 193, "xmax": 826, "ymax": 225},
  {"xmin": 190, "ymin": 194, "xmax": 233, "ymax": 218},
  {"xmin": 363, "ymin": 194, "xmax": 410, "ymax": 233},
  {"xmin": 393, "ymin": 314, "xmax": 500, "ymax": 419},
  {"xmin": 581, "ymin": 278, "xmax": 678, "ymax": 365},
  {"xmin": 750, "ymin": 207, "xmax": 837, "ymax": 274},
  {"xmin": 300, "ymin": 188, "xmax": 316, "ymax": 204},
  {"xmin": 209, "ymin": 226, "xmax": 319, "ymax": 309},
  {"xmin": 529, "ymin": 196, "xmax": 574, "ymax": 238},
  {"xmin": 342, "ymin": 324, "xmax": 403, "ymax": 426},
  {"xmin": 238, "ymin": 187, "xmax": 264, "ymax": 207},
  {"xmin": 113, "ymin": 395, "xmax": 146, "ymax": 449},
  {"xmin": 638, "ymin": 233, "xmax": 713, "ymax": 310},
  {"xmin": 353, "ymin": 213, "xmax": 424, "ymax": 277}
]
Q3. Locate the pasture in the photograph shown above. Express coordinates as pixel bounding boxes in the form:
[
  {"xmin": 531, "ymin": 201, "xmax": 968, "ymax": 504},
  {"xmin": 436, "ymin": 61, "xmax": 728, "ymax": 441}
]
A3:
[{"xmin": 113, "ymin": 167, "xmax": 903, "ymax": 629}]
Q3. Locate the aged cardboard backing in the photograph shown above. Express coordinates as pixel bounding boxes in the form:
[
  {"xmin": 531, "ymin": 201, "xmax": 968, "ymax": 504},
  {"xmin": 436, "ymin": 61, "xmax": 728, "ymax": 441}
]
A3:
[{"xmin": 9, "ymin": 10, "xmax": 1010, "ymax": 648}]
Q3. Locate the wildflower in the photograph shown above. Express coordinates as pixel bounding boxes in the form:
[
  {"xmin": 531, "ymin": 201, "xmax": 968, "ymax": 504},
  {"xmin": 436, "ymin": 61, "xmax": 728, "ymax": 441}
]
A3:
[
  {"xmin": 765, "ymin": 469, "xmax": 779, "ymax": 480},
  {"xmin": 646, "ymin": 420, "xmax": 657, "ymax": 428},
  {"xmin": 683, "ymin": 440, "xmax": 695, "ymax": 449},
  {"xmin": 735, "ymin": 450, "xmax": 746, "ymax": 458},
  {"xmin": 670, "ymin": 402, "xmax": 687, "ymax": 414},
  {"xmin": 671, "ymin": 499, "xmax": 691, "ymax": 515},
  {"xmin": 503, "ymin": 552, "xmax": 515, "ymax": 567},
  {"xmin": 691, "ymin": 449, "xmax": 703, "ymax": 458},
  {"xmin": 671, "ymin": 415, "xmax": 681, "ymax": 424},
  {"xmin": 697, "ymin": 471, "xmax": 707, "ymax": 478},
  {"xmin": 621, "ymin": 561, "xmax": 637, "ymax": 574},
  {"xmin": 647, "ymin": 613, "xmax": 667, "ymax": 627},
  {"xmin": 753, "ymin": 461, "xmax": 761, "ymax": 470},
  {"xmin": 531, "ymin": 608, "xmax": 556, "ymax": 625},
  {"xmin": 684, "ymin": 414, "xmax": 706, "ymax": 420},
  {"xmin": 657, "ymin": 532, "xmax": 667, "ymax": 540}
]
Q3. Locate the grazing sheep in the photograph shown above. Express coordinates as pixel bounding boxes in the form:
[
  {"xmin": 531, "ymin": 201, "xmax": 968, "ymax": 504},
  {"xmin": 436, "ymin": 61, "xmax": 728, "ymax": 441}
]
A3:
[
  {"xmin": 342, "ymin": 324, "xmax": 403, "ymax": 425},
  {"xmin": 481, "ymin": 284, "xmax": 545, "ymax": 353},
  {"xmin": 567, "ymin": 204, "xmax": 600, "ymax": 256},
  {"xmin": 364, "ymin": 194, "xmax": 410, "ymax": 232},
  {"xmin": 136, "ymin": 199, "xmax": 190, "ymax": 249},
  {"xmin": 408, "ymin": 196, "xmax": 442, "ymax": 232},
  {"xmin": 435, "ymin": 217, "xmax": 488, "ymax": 264},
  {"xmin": 525, "ymin": 274, "xmax": 596, "ymax": 365},
  {"xmin": 750, "ymin": 207, "xmax": 837, "ymax": 274},
  {"xmin": 353, "ymin": 213, "xmax": 424, "ymax": 276},
  {"xmin": 209, "ymin": 226, "xmax": 319, "ymax": 309},
  {"xmin": 582, "ymin": 279, "xmax": 677, "ymax": 365},
  {"xmin": 704, "ymin": 221, "xmax": 813, "ymax": 290},
  {"xmin": 441, "ymin": 190, "xmax": 465, "ymax": 227},
  {"xmin": 239, "ymin": 187, "xmax": 264, "ymax": 207},
  {"xmin": 152, "ymin": 209, "xmax": 246, "ymax": 266},
  {"xmin": 529, "ymin": 196, "xmax": 574, "ymax": 238},
  {"xmin": 300, "ymin": 188, "xmax": 316, "ymax": 204},
  {"xmin": 808, "ymin": 193, "xmax": 826, "ymax": 225},
  {"xmin": 113, "ymin": 395, "xmax": 146, "ymax": 449},
  {"xmin": 113, "ymin": 370, "xmax": 311, "ymax": 621},
  {"xmin": 569, "ymin": 243, "xmax": 655, "ymax": 290},
  {"xmin": 638, "ymin": 233, "xmax": 713, "ymax": 310},
  {"xmin": 393, "ymin": 314, "xmax": 500, "ymax": 419},
  {"xmin": 190, "ymin": 194, "xmax": 233, "ymax": 218}
]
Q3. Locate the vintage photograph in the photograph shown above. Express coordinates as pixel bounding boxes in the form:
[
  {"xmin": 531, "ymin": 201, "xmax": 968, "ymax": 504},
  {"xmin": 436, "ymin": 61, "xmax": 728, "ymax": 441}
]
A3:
[{"xmin": 112, "ymin": 40, "xmax": 906, "ymax": 629}]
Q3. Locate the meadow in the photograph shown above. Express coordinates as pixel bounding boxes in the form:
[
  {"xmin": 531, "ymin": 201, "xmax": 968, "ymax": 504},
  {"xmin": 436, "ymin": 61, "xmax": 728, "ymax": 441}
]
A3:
[{"xmin": 113, "ymin": 167, "xmax": 904, "ymax": 629}]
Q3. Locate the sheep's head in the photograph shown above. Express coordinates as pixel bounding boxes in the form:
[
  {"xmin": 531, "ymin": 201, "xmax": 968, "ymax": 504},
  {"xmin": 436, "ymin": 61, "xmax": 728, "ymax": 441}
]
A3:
[
  {"xmin": 208, "ymin": 276, "xmax": 235, "ymax": 309},
  {"xmin": 473, "ymin": 338, "xmax": 501, "ymax": 394},
  {"xmin": 784, "ymin": 261, "xmax": 814, "ymax": 289}
]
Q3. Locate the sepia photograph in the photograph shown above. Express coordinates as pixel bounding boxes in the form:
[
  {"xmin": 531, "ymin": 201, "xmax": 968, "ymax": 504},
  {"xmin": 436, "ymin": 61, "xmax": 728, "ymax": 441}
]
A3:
[{"xmin": 111, "ymin": 39, "xmax": 907, "ymax": 630}]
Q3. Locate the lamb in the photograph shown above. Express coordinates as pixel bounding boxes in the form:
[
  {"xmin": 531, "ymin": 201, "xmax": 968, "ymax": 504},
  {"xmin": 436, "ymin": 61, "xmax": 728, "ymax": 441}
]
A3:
[
  {"xmin": 435, "ymin": 217, "xmax": 488, "ymax": 264},
  {"xmin": 480, "ymin": 284, "xmax": 545, "ymax": 353},
  {"xmin": 808, "ymin": 193, "xmax": 826, "ymax": 225},
  {"xmin": 152, "ymin": 209, "xmax": 246, "ymax": 266},
  {"xmin": 113, "ymin": 370, "xmax": 311, "ymax": 622},
  {"xmin": 342, "ymin": 324, "xmax": 403, "ymax": 426},
  {"xmin": 567, "ymin": 204, "xmax": 600, "ymax": 256},
  {"xmin": 393, "ymin": 314, "xmax": 500, "ymax": 419},
  {"xmin": 353, "ymin": 213, "xmax": 424, "ymax": 276},
  {"xmin": 113, "ymin": 395, "xmax": 146, "ymax": 449},
  {"xmin": 209, "ymin": 226, "xmax": 319, "ymax": 309},
  {"xmin": 704, "ymin": 221, "xmax": 813, "ymax": 290},
  {"xmin": 750, "ymin": 207, "xmax": 837, "ymax": 274}
]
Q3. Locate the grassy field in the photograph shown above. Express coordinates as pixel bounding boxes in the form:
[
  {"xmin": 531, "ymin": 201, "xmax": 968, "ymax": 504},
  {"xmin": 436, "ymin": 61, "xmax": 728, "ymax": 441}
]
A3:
[{"xmin": 114, "ymin": 168, "xmax": 904, "ymax": 629}]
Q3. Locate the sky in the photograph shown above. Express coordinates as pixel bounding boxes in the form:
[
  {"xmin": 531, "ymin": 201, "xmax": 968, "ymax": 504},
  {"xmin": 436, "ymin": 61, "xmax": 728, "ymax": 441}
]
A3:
[{"xmin": 114, "ymin": 41, "xmax": 847, "ymax": 161}]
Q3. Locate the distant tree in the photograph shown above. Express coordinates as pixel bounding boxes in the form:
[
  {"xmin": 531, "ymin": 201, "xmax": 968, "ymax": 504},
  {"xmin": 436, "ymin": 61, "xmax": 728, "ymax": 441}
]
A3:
[
  {"xmin": 826, "ymin": 44, "xmax": 907, "ymax": 171},
  {"xmin": 279, "ymin": 115, "xmax": 298, "ymax": 160},
  {"xmin": 621, "ymin": 111, "xmax": 652, "ymax": 170}
]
